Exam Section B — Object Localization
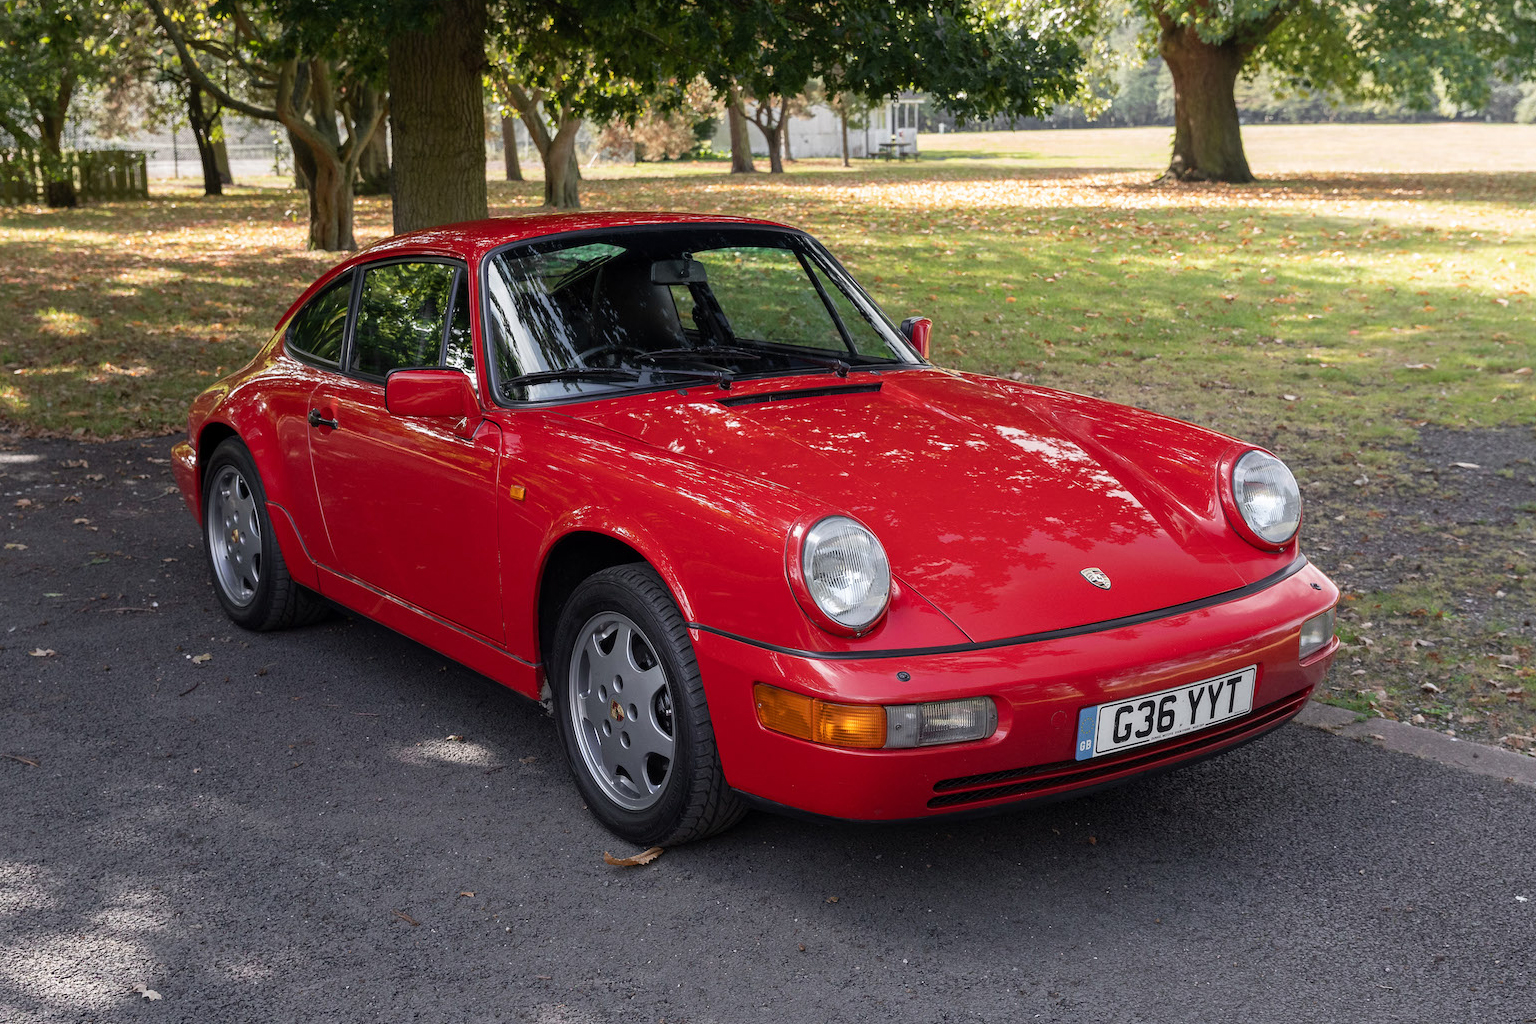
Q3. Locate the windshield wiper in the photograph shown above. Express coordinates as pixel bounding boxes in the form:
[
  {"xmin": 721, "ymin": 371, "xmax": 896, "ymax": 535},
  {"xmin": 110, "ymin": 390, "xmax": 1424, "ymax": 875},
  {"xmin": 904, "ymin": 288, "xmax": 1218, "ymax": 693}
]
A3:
[
  {"xmin": 501, "ymin": 365, "xmax": 732, "ymax": 394},
  {"xmin": 501, "ymin": 367, "xmax": 644, "ymax": 391}
]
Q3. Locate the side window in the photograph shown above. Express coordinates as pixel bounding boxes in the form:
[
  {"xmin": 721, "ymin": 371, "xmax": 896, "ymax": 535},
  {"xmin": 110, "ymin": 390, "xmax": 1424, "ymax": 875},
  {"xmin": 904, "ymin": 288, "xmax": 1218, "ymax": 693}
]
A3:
[
  {"xmin": 351, "ymin": 261, "xmax": 458, "ymax": 378},
  {"xmin": 443, "ymin": 270, "xmax": 475, "ymax": 375},
  {"xmin": 286, "ymin": 272, "xmax": 351, "ymax": 365}
]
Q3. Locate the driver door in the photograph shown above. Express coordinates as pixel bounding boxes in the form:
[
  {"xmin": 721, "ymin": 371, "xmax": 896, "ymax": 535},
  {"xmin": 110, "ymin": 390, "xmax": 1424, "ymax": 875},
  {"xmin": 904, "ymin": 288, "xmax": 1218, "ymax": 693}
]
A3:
[{"xmin": 307, "ymin": 258, "xmax": 504, "ymax": 642}]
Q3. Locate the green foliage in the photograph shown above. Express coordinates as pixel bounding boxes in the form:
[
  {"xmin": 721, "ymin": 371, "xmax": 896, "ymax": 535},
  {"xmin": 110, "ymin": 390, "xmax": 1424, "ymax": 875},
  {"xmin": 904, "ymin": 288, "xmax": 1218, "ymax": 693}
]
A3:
[
  {"xmin": 1016, "ymin": 0, "xmax": 1536, "ymax": 120},
  {"xmin": 0, "ymin": 0, "xmax": 145, "ymax": 154}
]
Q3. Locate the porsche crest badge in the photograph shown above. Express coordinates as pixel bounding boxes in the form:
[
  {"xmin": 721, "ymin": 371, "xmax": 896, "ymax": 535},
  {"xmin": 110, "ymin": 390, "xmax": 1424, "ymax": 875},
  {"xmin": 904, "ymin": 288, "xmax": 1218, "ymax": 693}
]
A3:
[{"xmin": 1079, "ymin": 567, "xmax": 1112, "ymax": 590}]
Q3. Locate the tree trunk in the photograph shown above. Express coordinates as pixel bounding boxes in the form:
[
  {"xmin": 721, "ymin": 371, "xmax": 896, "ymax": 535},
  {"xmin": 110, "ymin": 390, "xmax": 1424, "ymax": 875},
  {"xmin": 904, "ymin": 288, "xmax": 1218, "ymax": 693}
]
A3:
[
  {"xmin": 500, "ymin": 114, "xmax": 522, "ymax": 181},
  {"xmin": 725, "ymin": 85, "xmax": 754, "ymax": 174},
  {"xmin": 185, "ymin": 81, "xmax": 223, "ymax": 196},
  {"xmin": 1158, "ymin": 22, "xmax": 1252, "ymax": 183},
  {"xmin": 289, "ymin": 130, "xmax": 309, "ymax": 191},
  {"xmin": 357, "ymin": 128, "xmax": 389, "ymax": 194},
  {"xmin": 840, "ymin": 108, "xmax": 850, "ymax": 167},
  {"xmin": 212, "ymin": 127, "xmax": 233, "ymax": 185},
  {"xmin": 750, "ymin": 105, "xmax": 784, "ymax": 174},
  {"xmin": 544, "ymin": 118, "xmax": 580, "ymax": 208},
  {"xmin": 763, "ymin": 124, "xmax": 784, "ymax": 174},
  {"xmin": 781, "ymin": 101, "xmax": 793, "ymax": 162},
  {"xmin": 39, "ymin": 75, "xmax": 77, "ymax": 208},
  {"xmin": 388, "ymin": 0, "xmax": 488, "ymax": 233},
  {"xmin": 306, "ymin": 151, "xmax": 355, "ymax": 250}
]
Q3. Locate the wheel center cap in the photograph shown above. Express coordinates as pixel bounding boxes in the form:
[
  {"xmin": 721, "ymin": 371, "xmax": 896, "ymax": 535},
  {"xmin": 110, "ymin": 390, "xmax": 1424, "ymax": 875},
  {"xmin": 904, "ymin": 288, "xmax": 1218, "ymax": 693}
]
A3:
[{"xmin": 609, "ymin": 700, "xmax": 625, "ymax": 722}]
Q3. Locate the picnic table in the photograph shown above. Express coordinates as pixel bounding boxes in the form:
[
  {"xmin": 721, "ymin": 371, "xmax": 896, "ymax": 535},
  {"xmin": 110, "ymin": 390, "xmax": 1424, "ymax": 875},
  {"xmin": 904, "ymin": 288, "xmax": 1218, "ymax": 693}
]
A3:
[{"xmin": 877, "ymin": 140, "xmax": 914, "ymax": 161}]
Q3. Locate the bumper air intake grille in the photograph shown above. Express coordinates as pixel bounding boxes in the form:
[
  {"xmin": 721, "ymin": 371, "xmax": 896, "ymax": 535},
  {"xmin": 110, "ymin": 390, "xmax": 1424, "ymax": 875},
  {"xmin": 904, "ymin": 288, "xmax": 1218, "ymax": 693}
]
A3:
[{"xmin": 928, "ymin": 689, "xmax": 1311, "ymax": 809}]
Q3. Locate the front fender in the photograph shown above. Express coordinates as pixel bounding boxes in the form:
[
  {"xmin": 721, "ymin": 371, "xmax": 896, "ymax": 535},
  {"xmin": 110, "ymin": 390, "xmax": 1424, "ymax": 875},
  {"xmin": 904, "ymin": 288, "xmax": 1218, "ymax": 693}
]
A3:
[{"xmin": 507, "ymin": 412, "xmax": 971, "ymax": 661}]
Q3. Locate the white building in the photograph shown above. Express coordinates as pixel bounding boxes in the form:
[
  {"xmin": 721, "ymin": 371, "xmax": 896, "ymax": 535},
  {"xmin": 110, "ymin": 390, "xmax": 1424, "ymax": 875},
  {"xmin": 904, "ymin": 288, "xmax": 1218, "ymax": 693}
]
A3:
[{"xmin": 712, "ymin": 94, "xmax": 923, "ymax": 160}]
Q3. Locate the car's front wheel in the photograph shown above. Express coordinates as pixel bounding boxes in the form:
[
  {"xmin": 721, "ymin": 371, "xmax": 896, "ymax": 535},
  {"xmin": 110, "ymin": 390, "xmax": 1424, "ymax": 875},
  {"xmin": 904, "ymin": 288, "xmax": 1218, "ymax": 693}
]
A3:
[
  {"xmin": 202, "ymin": 438, "xmax": 327, "ymax": 631},
  {"xmin": 552, "ymin": 564, "xmax": 744, "ymax": 845}
]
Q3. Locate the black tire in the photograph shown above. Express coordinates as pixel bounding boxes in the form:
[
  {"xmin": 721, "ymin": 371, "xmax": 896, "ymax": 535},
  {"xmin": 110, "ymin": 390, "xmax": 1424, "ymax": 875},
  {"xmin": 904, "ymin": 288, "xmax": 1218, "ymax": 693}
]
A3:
[
  {"xmin": 202, "ymin": 438, "xmax": 328, "ymax": 631},
  {"xmin": 551, "ymin": 564, "xmax": 745, "ymax": 845}
]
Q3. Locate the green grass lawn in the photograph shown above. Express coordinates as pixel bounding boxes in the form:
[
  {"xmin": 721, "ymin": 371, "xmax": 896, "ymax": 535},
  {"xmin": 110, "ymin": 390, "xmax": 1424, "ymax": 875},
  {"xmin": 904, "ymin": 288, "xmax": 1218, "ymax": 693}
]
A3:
[{"xmin": 2, "ymin": 124, "xmax": 1532, "ymax": 748}]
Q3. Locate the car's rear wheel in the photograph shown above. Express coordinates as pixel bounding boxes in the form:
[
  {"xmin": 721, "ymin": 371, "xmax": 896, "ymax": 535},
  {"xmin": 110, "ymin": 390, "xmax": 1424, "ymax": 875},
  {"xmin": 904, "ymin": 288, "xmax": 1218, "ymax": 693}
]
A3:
[
  {"xmin": 552, "ymin": 564, "xmax": 744, "ymax": 845},
  {"xmin": 202, "ymin": 438, "xmax": 327, "ymax": 631}
]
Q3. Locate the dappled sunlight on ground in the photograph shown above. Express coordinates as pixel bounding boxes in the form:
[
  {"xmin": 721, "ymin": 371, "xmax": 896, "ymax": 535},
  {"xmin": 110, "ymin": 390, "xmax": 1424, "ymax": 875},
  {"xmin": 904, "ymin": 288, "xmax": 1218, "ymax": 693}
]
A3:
[{"xmin": 393, "ymin": 735, "xmax": 503, "ymax": 769}]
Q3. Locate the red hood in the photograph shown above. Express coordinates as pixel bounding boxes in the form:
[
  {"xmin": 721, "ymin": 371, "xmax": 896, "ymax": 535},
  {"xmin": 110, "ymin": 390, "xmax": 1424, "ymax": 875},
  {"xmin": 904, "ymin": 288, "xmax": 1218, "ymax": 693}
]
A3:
[{"xmin": 568, "ymin": 369, "xmax": 1273, "ymax": 644}]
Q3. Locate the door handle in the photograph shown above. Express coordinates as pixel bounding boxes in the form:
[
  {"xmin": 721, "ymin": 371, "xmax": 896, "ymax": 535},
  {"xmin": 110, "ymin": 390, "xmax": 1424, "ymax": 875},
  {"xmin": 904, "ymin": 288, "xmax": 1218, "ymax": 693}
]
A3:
[{"xmin": 307, "ymin": 409, "xmax": 339, "ymax": 430}]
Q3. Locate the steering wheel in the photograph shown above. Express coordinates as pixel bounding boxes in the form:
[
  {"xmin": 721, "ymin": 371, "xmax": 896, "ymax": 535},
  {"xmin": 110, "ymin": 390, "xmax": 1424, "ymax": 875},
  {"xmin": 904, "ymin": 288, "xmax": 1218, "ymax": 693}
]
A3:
[{"xmin": 577, "ymin": 342, "xmax": 642, "ymax": 366}]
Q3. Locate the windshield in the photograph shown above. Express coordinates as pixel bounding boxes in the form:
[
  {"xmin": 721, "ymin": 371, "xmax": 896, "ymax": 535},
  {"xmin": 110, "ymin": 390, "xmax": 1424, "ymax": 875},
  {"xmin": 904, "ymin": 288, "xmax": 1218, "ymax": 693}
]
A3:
[{"xmin": 480, "ymin": 226, "xmax": 918, "ymax": 402}]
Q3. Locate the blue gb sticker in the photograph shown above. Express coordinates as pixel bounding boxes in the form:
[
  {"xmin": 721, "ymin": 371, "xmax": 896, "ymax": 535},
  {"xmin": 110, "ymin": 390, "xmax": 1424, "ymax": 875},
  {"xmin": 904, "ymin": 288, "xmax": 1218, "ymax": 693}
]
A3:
[{"xmin": 1075, "ymin": 707, "xmax": 1098, "ymax": 761}]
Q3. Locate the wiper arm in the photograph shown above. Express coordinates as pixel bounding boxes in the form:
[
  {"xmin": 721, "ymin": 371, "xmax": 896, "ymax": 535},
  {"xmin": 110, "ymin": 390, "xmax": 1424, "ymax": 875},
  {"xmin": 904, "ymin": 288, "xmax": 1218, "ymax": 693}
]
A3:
[
  {"xmin": 726, "ymin": 342, "xmax": 851, "ymax": 378},
  {"xmin": 501, "ymin": 367, "xmax": 643, "ymax": 390},
  {"xmin": 501, "ymin": 365, "xmax": 733, "ymax": 395}
]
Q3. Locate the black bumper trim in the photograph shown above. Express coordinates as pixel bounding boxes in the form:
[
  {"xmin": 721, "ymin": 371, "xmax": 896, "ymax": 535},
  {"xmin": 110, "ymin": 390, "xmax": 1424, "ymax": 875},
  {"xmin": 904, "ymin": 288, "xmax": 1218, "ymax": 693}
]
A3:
[{"xmin": 689, "ymin": 553, "xmax": 1310, "ymax": 662}]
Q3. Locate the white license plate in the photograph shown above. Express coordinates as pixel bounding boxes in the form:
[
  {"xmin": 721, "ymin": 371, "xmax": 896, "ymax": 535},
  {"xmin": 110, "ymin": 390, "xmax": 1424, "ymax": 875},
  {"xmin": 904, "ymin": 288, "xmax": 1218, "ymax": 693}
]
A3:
[{"xmin": 1074, "ymin": 666, "xmax": 1257, "ymax": 761}]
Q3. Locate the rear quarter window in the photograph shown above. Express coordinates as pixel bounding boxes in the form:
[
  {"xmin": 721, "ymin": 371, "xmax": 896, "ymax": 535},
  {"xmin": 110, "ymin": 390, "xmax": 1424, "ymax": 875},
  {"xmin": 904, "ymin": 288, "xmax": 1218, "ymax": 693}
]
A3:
[{"xmin": 286, "ymin": 273, "xmax": 352, "ymax": 365}]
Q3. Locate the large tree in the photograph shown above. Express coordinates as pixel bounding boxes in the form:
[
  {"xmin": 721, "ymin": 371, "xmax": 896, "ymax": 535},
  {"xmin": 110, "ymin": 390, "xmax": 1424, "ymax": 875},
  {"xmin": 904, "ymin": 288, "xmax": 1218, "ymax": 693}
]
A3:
[
  {"xmin": 490, "ymin": 0, "xmax": 679, "ymax": 209},
  {"xmin": 0, "ymin": 0, "xmax": 142, "ymax": 207},
  {"xmin": 1041, "ymin": 0, "xmax": 1536, "ymax": 183},
  {"xmin": 149, "ymin": 0, "xmax": 386, "ymax": 249},
  {"xmin": 385, "ymin": 0, "xmax": 487, "ymax": 233},
  {"xmin": 695, "ymin": 0, "xmax": 1083, "ymax": 174}
]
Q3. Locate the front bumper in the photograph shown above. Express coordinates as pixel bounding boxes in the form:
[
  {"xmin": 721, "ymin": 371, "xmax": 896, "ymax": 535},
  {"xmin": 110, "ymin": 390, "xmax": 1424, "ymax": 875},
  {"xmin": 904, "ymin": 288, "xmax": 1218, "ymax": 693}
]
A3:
[{"xmin": 692, "ymin": 560, "xmax": 1338, "ymax": 821}]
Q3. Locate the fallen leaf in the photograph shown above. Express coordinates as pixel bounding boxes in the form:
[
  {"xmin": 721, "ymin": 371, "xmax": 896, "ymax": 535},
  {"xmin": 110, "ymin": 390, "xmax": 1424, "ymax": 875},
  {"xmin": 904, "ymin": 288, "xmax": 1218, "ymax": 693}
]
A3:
[
  {"xmin": 1403, "ymin": 362, "xmax": 1433, "ymax": 370},
  {"xmin": 73, "ymin": 517, "xmax": 91, "ymax": 525},
  {"xmin": 191, "ymin": 653, "xmax": 212, "ymax": 664},
  {"xmin": 14, "ymin": 498, "xmax": 33, "ymax": 508},
  {"xmin": 4, "ymin": 543, "xmax": 26, "ymax": 550},
  {"xmin": 603, "ymin": 847, "xmax": 664, "ymax": 867},
  {"xmin": 28, "ymin": 648, "xmax": 56, "ymax": 658},
  {"xmin": 445, "ymin": 734, "xmax": 465, "ymax": 742},
  {"xmin": 825, "ymin": 895, "xmax": 840, "ymax": 903},
  {"xmin": 1, "ymin": 753, "xmax": 40, "ymax": 767},
  {"xmin": 1421, "ymin": 681, "xmax": 1442, "ymax": 693},
  {"xmin": 1282, "ymin": 394, "xmax": 1298, "ymax": 402},
  {"xmin": 1513, "ymin": 367, "xmax": 1532, "ymax": 376},
  {"xmin": 1451, "ymin": 462, "xmax": 1481, "ymax": 470},
  {"xmin": 457, "ymin": 890, "xmax": 476, "ymax": 897},
  {"xmin": 392, "ymin": 909, "xmax": 420, "ymax": 926},
  {"xmin": 131, "ymin": 984, "xmax": 162, "ymax": 1001}
]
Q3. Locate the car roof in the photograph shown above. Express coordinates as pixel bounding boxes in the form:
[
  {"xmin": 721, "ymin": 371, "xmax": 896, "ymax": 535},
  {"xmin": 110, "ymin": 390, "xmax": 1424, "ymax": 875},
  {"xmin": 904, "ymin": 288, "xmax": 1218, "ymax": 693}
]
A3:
[{"xmin": 275, "ymin": 212, "xmax": 789, "ymax": 330}]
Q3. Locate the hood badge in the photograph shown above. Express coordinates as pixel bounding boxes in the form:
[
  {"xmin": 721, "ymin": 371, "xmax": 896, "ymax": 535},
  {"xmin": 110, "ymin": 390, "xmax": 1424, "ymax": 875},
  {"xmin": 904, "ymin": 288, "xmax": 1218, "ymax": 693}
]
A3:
[{"xmin": 1080, "ymin": 567, "xmax": 1112, "ymax": 590}]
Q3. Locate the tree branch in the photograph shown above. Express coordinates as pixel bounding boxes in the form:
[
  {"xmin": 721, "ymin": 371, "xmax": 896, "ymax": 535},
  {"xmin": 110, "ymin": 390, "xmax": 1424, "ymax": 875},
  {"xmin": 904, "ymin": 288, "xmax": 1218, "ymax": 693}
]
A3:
[{"xmin": 146, "ymin": 0, "xmax": 279, "ymax": 122}]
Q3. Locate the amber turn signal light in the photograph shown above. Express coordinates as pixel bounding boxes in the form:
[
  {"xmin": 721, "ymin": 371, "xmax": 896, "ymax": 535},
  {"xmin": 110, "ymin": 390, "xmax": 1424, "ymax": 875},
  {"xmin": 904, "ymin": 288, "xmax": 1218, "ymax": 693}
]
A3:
[{"xmin": 753, "ymin": 683, "xmax": 887, "ymax": 749}]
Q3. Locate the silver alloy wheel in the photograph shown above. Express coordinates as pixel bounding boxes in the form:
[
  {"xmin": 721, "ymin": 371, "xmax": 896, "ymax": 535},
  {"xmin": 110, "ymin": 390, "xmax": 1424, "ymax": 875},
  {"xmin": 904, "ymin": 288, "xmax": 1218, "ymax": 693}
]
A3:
[
  {"xmin": 206, "ymin": 464, "xmax": 263, "ymax": 608},
  {"xmin": 567, "ymin": 611, "xmax": 676, "ymax": 811}
]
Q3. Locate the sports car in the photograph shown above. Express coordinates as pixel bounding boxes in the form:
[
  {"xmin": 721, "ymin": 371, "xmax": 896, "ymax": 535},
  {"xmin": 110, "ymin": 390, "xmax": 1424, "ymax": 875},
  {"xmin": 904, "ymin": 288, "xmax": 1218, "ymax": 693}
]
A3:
[{"xmin": 172, "ymin": 213, "xmax": 1339, "ymax": 845}]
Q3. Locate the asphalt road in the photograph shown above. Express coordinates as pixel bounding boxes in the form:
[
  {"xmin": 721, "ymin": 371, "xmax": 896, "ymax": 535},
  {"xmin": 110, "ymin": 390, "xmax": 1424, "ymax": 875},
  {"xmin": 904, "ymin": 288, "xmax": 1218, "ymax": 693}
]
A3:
[{"xmin": 3, "ymin": 435, "xmax": 1534, "ymax": 1024}]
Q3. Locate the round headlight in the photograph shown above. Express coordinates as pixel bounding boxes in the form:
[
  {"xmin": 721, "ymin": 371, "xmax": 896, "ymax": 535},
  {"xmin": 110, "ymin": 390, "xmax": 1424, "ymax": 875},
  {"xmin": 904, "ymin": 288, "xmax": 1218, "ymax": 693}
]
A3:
[
  {"xmin": 800, "ymin": 516, "xmax": 891, "ymax": 632},
  {"xmin": 1232, "ymin": 450, "xmax": 1301, "ymax": 546}
]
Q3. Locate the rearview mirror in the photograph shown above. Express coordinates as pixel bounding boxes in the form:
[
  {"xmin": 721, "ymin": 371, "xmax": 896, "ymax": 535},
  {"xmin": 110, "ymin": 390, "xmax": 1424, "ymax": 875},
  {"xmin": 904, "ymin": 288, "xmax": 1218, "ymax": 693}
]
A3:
[
  {"xmin": 900, "ymin": 316, "xmax": 932, "ymax": 360},
  {"xmin": 385, "ymin": 368, "xmax": 479, "ymax": 434},
  {"xmin": 651, "ymin": 259, "xmax": 708, "ymax": 285}
]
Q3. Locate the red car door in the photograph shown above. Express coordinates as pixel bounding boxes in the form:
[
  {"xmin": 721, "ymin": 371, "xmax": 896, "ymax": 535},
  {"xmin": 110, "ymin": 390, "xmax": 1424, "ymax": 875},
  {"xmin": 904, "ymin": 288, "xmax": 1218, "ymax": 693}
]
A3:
[{"xmin": 306, "ymin": 259, "xmax": 504, "ymax": 642}]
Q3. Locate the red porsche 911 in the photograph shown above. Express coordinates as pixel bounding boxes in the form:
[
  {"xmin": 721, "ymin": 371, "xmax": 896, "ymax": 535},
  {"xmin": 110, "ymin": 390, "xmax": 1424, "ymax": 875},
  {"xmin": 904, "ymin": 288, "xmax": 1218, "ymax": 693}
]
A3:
[{"xmin": 173, "ymin": 213, "xmax": 1339, "ymax": 844}]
